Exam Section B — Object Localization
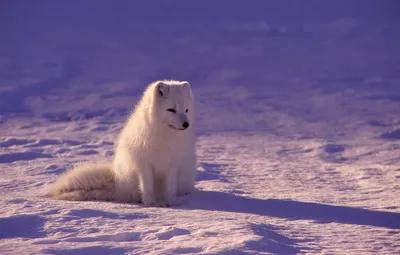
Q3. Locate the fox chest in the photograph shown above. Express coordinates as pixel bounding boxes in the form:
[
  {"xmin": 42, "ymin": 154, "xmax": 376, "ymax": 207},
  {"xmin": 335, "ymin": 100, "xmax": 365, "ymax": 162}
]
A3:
[{"xmin": 148, "ymin": 142, "xmax": 186, "ymax": 173}]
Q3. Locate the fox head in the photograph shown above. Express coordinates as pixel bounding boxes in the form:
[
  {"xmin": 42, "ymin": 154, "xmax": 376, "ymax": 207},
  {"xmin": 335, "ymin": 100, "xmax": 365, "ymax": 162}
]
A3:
[{"xmin": 151, "ymin": 80, "xmax": 195, "ymax": 131}]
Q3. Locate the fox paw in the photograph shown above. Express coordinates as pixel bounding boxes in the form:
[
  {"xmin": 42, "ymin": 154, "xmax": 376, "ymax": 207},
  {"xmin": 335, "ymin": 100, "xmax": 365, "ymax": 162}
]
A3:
[
  {"xmin": 143, "ymin": 199, "xmax": 183, "ymax": 208},
  {"xmin": 177, "ymin": 190, "xmax": 192, "ymax": 197},
  {"xmin": 143, "ymin": 201, "xmax": 167, "ymax": 207}
]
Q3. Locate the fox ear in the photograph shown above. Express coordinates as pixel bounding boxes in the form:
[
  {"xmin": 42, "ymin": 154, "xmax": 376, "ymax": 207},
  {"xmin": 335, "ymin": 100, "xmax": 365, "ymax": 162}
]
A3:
[
  {"xmin": 181, "ymin": 81, "xmax": 190, "ymax": 87},
  {"xmin": 156, "ymin": 81, "xmax": 169, "ymax": 97},
  {"xmin": 181, "ymin": 81, "xmax": 193, "ymax": 100}
]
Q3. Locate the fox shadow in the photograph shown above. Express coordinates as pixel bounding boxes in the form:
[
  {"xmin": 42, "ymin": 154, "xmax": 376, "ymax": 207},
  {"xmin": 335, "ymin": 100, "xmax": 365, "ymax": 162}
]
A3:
[{"xmin": 182, "ymin": 190, "xmax": 400, "ymax": 230}]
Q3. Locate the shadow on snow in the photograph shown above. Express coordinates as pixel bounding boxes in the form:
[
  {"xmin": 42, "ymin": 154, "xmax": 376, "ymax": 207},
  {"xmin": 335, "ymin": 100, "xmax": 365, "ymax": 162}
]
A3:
[{"xmin": 183, "ymin": 190, "xmax": 400, "ymax": 230}]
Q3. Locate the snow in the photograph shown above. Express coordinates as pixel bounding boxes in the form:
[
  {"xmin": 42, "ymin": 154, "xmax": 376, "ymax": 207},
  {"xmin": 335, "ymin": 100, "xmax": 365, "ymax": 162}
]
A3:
[{"xmin": 1, "ymin": 1, "xmax": 400, "ymax": 254}]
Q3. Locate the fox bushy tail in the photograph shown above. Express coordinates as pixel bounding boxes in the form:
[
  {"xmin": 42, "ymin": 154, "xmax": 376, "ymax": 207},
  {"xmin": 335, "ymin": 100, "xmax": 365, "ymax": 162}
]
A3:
[{"xmin": 49, "ymin": 163, "xmax": 115, "ymax": 201}]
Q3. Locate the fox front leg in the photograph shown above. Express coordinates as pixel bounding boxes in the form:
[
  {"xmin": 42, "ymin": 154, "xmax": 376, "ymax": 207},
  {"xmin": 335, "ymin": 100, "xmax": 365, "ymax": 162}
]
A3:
[
  {"xmin": 138, "ymin": 167, "xmax": 157, "ymax": 207},
  {"xmin": 164, "ymin": 168, "xmax": 178, "ymax": 207}
]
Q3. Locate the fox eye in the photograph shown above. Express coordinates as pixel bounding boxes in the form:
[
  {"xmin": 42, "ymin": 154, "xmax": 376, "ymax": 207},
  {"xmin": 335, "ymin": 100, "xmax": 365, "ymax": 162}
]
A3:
[
  {"xmin": 185, "ymin": 109, "xmax": 189, "ymax": 113},
  {"xmin": 167, "ymin": 109, "xmax": 176, "ymax": 113}
]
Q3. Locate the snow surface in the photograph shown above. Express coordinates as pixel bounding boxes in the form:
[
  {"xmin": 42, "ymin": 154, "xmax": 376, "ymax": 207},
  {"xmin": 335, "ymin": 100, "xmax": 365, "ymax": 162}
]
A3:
[{"xmin": 1, "ymin": 1, "xmax": 400, "ymax": 254}]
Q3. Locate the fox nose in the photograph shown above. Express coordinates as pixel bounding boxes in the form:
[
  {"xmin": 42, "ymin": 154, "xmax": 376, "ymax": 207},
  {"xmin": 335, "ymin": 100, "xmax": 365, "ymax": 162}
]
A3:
[{"xmin": 182, "ymin": 122, "xmax": 189, "ymax": 129}]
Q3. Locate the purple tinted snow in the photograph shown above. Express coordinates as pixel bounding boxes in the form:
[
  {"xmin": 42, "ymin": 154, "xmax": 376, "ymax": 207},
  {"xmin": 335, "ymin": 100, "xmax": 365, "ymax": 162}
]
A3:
[
  {"xmin": 0, "ymin": 151, "xmax": 53, "ymax": 163},
  {"xmin": 42, "ymin": 246, "xmax": 129, "ymax": 255},
  {"xmin": 0, "ymin": 214, "xmax": 46, "ymax": 239}
]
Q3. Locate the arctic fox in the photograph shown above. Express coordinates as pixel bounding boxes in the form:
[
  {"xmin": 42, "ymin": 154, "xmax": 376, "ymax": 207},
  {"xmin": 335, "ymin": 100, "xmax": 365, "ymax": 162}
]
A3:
[{"xmin": 49, "ymin": 80, "xmax": 197, "ymax": 207}]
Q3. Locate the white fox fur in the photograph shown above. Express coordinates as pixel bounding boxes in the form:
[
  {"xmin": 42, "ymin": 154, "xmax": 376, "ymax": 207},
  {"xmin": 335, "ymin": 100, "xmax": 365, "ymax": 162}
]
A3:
[{"xmin": 49, "ymin": 80, "xmax": 197, "ymax": 207}]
